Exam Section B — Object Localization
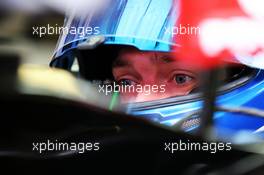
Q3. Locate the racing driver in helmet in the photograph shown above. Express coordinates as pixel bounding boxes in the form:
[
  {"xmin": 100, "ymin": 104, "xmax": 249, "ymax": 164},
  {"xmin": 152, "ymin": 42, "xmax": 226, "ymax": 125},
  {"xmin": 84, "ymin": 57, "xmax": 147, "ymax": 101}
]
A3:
[{"xmin": 50, "ymin": 0, "xmax": 264, "ymax": 137}]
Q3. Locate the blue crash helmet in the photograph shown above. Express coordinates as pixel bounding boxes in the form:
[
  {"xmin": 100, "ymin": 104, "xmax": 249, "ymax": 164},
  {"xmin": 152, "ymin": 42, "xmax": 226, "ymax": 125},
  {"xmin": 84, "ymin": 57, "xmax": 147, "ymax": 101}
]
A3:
[
  {"xmin": 51, "ymin": 0, "xmax": 178, "ymax": 67},
  {"xmin": 50, "ymin": 0, "xmax": 264, "ymax": 141}
]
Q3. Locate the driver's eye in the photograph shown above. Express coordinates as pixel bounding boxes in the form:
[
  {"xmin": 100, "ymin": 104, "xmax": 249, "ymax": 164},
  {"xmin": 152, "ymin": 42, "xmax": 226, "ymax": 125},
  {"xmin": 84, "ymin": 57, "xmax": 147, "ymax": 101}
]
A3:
[
  {"xmin": 174, "ymin": 74, "xmax": 193, "ymax": 85},
  {"xmin": 118, "ymin": 79, "xmax": 136, "ymax": 86}
]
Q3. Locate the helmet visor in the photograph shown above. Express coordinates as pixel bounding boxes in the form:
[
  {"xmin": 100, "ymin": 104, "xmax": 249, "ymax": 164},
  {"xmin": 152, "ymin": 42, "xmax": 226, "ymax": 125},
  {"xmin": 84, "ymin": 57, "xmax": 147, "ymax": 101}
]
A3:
[{"xmin": 53, "ymin": 0, "xmax": 179, "ymax": 60}]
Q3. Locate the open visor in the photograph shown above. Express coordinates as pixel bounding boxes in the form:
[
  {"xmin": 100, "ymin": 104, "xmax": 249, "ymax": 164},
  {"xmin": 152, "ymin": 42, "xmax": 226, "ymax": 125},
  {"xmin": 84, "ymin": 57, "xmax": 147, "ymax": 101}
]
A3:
[{"xmin": 52, "ymin": 0, "xmax": 179, "ymax": 62}]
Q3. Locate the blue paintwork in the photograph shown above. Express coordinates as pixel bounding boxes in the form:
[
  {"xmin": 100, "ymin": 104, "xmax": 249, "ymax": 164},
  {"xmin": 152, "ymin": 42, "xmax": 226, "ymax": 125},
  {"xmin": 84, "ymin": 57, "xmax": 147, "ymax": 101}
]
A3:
[{"xmin": 52, "ymin": 0, "xmax": 178, "ymax": 60}]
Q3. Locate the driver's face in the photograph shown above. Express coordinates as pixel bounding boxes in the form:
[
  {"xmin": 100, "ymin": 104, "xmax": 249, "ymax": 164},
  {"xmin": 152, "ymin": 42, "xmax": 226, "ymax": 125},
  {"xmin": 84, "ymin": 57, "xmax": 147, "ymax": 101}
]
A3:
[{"xmin": 112, "ymin": 48, "xmax": 199, "ymax": 103}]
